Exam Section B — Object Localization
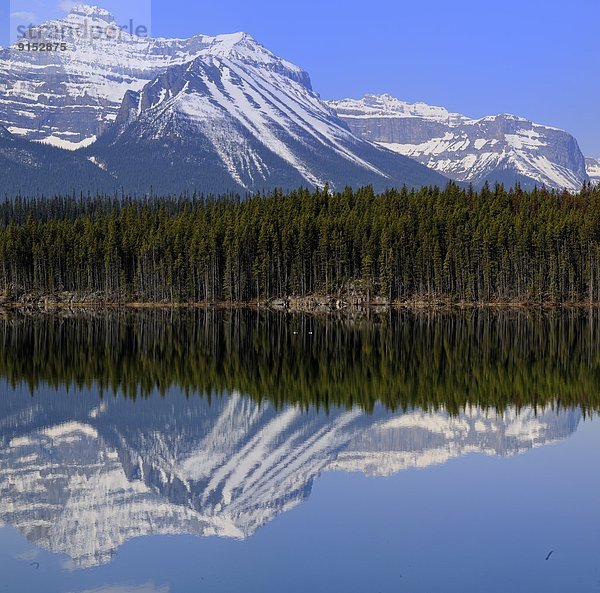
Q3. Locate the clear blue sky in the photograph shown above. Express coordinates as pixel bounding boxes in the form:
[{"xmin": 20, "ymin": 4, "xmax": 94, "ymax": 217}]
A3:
[{"xmin": 3, "ymin": 0, "xmax": 600, "ymax": 155}]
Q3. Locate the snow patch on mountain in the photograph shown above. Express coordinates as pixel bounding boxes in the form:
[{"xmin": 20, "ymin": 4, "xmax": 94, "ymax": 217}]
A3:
[
  {"xmin": 42, "ymin": 135, "xmax": 97, "ymax": 150},
  {"xmin": 587, "ymin": 158, "xmax": 600, "ymax": 185}
]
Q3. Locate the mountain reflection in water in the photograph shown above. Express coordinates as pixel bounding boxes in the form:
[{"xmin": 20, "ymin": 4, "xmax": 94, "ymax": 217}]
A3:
[
  {"xmin": 0, "ymin": 308, "xmax": 595, "ymax": 568},
  {"xmin": 0, "ymin": 389, "xmax": 581, "ymax": 567}
]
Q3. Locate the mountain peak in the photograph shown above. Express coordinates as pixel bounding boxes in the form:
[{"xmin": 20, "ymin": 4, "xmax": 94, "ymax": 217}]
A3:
[
  {"xmin": 67, "ymin": 4, "xmax": 116, "ymax": 23},
  {"xmin": 205, "ymin": 31, "xmax": 264, "ymax": 61},
  {"xmin": 216, "ymin": 31, "xmax": 254, "ymax": 45}
]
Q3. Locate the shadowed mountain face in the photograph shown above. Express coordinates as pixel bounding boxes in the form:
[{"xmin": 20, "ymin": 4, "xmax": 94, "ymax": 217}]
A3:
[
  {"xmin": 0, "ymin": 387, "xmax": 581, "ymax": 568},
  {"xmin": 0, "ymin": 126, "xmax": 115, "ymax": 196}
]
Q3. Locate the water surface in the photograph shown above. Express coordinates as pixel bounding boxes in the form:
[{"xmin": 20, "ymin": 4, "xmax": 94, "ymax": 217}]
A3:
[{"xmin": 0, "ymin": 310, "xmax": 598, "ymax": 592}]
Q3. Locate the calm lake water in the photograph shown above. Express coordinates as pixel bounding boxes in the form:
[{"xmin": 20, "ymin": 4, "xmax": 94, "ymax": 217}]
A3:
[{"xmin": 0, "ymin": 309, "xmax": 599, "ymax": 592}]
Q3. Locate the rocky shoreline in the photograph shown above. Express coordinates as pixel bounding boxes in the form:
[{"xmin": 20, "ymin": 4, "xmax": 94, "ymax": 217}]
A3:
[{"xmin": 0, "ymin": 291, "xmax": 598, "ymax": 314}]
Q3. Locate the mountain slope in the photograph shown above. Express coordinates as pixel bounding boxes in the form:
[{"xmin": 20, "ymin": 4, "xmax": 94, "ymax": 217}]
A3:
[
  {"xmin": 329, "ymin": 94, "xmax": 589, "ymax": 191},
  {"xmin": 0, "ymin": 6, "xmax": 447, "ymax": 194},
  {"xmin": 0, "ymin": 126, "xmax": 115, "ymax": 196},
  {"xmin": 87, "ymin": 52, "xmax": 448, "ymax": 193}
]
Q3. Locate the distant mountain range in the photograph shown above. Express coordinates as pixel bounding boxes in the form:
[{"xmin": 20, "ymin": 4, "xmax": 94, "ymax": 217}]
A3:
[
  {"xmin": 0, "ymin": 4, "xmax": 596, "ymax": 195},
  {"xmin": 329, "ymin": 94, "xmax": 591, "ymax": 191},
  {"xmin": 0, "ymin": 389, "xmax": 581, "ymax": 567}
]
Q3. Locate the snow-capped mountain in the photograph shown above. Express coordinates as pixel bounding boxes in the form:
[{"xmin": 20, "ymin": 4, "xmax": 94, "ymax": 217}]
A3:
[
  {"xmin": 0, "ymin": 388, "xmax": 581, "ymax": 567},
  {"xmin": 329, "ymin": 94, "xmax": 589, "ymax": 191},
  {"xmin": 0, "ymin": 6, "xmax": 446, "ymax": 194},
  {"xmin": 587, "ymin": 158, "xmax": 600, "ymax": 185},
  {"xmin": 87, "ymin": 53, "xmax": 446, "ymax": 193},
  {"xmin": 1, "ymin": 5, "xmax": 302, "ymax": 148}
]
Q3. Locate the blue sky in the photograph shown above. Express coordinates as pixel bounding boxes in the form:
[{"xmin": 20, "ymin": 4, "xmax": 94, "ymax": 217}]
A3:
[{"xmin": 3, "ymin": 0, "xmax": 600, "ymax": 155}]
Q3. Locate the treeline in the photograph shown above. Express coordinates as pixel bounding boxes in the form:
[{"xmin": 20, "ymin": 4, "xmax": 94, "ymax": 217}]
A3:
[
  {"xmin": 2, "ymin": 309, "xmax": 600, "ymax": 413},
  {"xmin": 1, "ymin": 182, "xmax": 600, "ymax": 302}
]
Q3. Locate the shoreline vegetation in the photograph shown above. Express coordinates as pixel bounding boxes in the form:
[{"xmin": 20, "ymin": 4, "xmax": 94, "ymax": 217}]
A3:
[{"xmin": 1, "ymin": 183, "xmax": 600, "ymax": 306}]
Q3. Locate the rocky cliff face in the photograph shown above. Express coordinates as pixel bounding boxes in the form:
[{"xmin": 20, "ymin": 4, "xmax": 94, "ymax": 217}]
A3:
[
  {"xmin": 0, "ymin": 388, "xmax": 581, "ymax": 567},
  {"xmin": 329, "ymin": 94, "xmax": 589, "ymax": 191}
]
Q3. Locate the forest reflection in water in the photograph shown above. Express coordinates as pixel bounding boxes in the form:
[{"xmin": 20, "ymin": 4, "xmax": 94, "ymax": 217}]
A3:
[{"xmin": 0, "ymin": 307, "xmax": 599, "ymax": 412}]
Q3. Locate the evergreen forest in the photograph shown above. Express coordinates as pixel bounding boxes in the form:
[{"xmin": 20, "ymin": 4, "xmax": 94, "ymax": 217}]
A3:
[{"xmin": 1, "ymin": 182, "xmax": 599, "ymax": 303}]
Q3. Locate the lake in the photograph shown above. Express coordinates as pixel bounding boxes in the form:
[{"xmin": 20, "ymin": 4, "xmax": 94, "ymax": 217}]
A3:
[{"xmin": 0, "ymin": 309, "xmax": 599, "ymax": 592}]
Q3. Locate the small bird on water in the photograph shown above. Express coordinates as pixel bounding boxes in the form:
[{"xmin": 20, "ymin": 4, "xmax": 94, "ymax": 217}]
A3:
[{"xmin": 545, "ymin": 550, "xmax": 554, "ymax": 561}]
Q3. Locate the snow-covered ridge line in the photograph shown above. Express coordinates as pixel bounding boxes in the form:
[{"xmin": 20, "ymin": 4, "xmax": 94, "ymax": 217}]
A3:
[{"xmin": 330, "ymin": 94, "xmax": 562, "ymax": 130}]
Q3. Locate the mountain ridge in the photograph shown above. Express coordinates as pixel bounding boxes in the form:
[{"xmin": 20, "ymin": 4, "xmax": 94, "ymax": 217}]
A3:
[{"xmin": 329, "ymin": 93, "xmax": 589, "ymax": 190}]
